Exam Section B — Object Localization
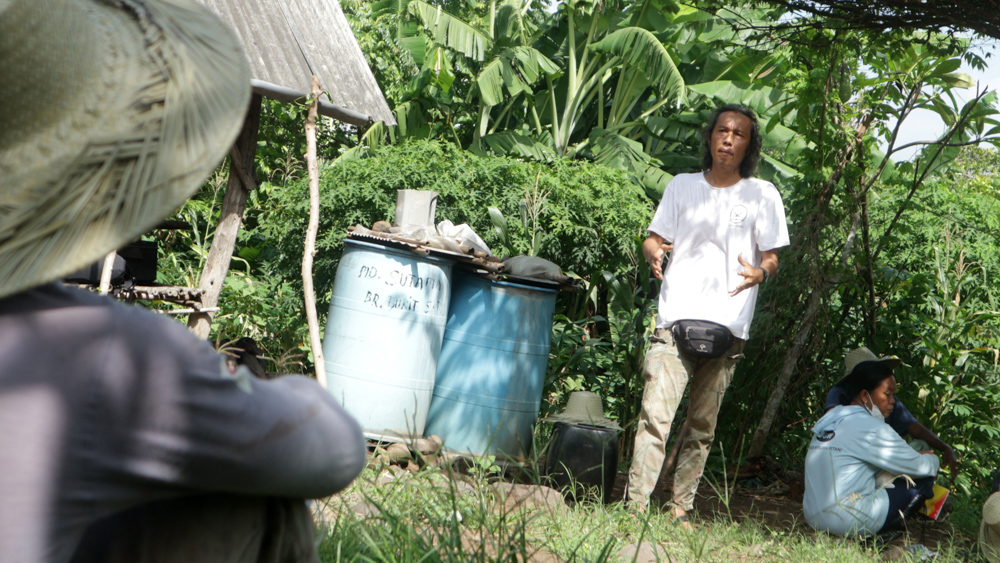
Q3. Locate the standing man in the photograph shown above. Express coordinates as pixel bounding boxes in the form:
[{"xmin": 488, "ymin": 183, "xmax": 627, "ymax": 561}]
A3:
[{"xmin": 625, "ymin": 104, "xmax": 790, "ymax": 524}]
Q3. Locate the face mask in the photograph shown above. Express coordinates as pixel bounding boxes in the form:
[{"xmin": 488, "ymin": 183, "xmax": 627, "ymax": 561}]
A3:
[{"xmin": 862, "ymin": 391, "xmax": 885, "ymax": 423}]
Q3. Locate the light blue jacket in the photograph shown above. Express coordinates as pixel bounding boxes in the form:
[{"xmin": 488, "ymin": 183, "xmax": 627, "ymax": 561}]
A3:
[{"xmin": 803, "ymin": 405, "xmax": 939, "ymax": 537}]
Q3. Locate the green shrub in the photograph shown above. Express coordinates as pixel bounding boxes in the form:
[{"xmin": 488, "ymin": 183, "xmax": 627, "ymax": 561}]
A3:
[{"xmin": 257, "ymin": 139, "xmax": 653, "ymax": 303}]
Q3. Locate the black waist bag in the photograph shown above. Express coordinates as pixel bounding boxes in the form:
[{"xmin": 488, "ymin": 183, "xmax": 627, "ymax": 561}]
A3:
[{"xmin": 671, "ymin": 319, "xmax": 734, "ymax": 359}]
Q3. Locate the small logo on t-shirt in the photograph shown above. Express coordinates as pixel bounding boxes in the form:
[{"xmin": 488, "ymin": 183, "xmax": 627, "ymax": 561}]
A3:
[
  {"xmin": 816, "ymin": 430, "xmax": 835, "ymax": 442},
  {"xmin": 729, "ymin": 205, "xmax": 748, "ymax": 227}
]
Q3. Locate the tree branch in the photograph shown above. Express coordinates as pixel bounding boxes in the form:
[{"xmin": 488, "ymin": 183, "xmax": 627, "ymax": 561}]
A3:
[
  {"xmin": 873, "ymin": 87, "xmax": 990, "ymax": 262},
  {"xmin": 748, "ymin": 208, "xmax": 863, "ymax": 457},
  {"xmin": 890, "ymin": 137, "xmax": 989, "ymax": 154},
  {"xmin": 748, "ymin": 0, "xmax": 1000, "ymax": 40}
]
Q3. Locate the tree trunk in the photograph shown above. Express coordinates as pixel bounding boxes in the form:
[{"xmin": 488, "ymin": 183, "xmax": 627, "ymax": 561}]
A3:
[
  {"xmin": 747, "ymin": 286, "xmax": 824, "ymax": 457},
  {"xmin": 748, "ymin": 211, "xmax": 861, "ymax": 457},
  {"xmin": 654, "ymin": 420, "xmax": 689, "ymax": 491},
  {"xmin": 187, "ymin": 94, "xmax": 263, "ymax": 339}
]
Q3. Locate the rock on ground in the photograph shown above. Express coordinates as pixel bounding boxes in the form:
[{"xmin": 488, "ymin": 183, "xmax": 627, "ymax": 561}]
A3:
[
  {"xmin": 491, "ymin": 483, "xmax": 568, "ymax": 515},
  {"xmin": 614, "ymin": 541, "xmax": 673, "ymax": 563}
]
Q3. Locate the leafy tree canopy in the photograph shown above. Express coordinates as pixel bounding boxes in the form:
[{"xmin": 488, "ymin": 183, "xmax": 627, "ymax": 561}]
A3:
[{"xmin": 701, "ymin": 0, "xmax": 1000, "ymax": 42}]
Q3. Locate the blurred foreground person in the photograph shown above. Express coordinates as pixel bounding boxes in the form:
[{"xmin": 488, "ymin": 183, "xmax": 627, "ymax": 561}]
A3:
[
  {"xmin": 982, "ymin": 472, "xmax": 1000, "ymax": 563},
  {"xmin": 0, "ymin": 1, "xmax": 365, "ymax": 562},
  {"xmin": 804, "ymin": 361, "xmax": 939, "ymax": 537}
]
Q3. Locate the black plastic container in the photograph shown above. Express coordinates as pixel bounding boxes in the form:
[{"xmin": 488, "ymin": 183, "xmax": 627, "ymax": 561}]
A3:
[
  {"xmin": 544, "ymin": 422, "xmax": 618, "ymax": 503},
  {"xmin": 118, "ymin": 240, "xmax": 158, "ymax": 284}
]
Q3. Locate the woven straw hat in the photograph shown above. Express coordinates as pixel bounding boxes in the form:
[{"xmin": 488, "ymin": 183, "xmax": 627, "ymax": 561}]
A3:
[
  {"xmin": 844, "ymin": 346, "xmax": 902, "ymax": 375},
  {"xmin": 543, "ymin": 391, "xmax": 622, "ymax": 432},
  {"xmin": 981, "ymin": 493, "xmax": 1000, "ymax": 563},
  {"xmin": 0, "ymin": 0, "xmax": 250, "ymax": 299}
]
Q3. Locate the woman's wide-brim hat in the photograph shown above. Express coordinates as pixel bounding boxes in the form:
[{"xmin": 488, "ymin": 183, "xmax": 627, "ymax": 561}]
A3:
[
  {"xmin": 843, "ymin": 346, "xmax": 903, "ymax": 375},
  {"xmin": 0, "ymin": 0, "xmax": 251, "ymax": 299},
  {"xmin": 981, "ymin": 492, "xmax": 1000, "ymax": 563},
  {"xmin": 543, "ymin": 391, "xmax": 622, "ymax": 432},
  {"xmin": 833, "ymin": 346, "xmax": 904, "ymax": 390}
]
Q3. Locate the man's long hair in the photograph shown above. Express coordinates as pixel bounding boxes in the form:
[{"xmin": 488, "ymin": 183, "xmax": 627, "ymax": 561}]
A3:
[{"xmin": 701, "ymin": 104, "xmax": 763, "ymax": 179}]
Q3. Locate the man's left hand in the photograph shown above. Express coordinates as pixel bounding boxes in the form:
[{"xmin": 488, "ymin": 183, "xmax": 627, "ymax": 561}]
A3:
[{"xmin": 730, "ymin": 254, "xmax": 764, "ymax": 296}]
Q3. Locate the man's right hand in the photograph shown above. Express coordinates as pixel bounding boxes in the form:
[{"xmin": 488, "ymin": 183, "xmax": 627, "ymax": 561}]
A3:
[
  {"xmin": 642, "ymin": 235, "xmax": 673, "ymax": 281},
  {"xmin": 908, "ymin": 422, "xmax": 959, "ymax": 477},
  {"xmin": 940, "ymin": 444, "xmax": 959, "ymax": 477}
]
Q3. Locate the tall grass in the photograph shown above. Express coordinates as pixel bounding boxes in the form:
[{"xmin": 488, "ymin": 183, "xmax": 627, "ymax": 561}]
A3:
[{"xmin": 314, "ymin": 459, "xmax": 976, "ymax": 562}]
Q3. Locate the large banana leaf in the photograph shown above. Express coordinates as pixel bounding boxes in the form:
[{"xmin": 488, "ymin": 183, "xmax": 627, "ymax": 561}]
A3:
[
  {"xmin": 589, "ymin": 27, "xmax": 686, "ymax": 106},
  {"xmin": 639, "ymin": 164, "xmax": 673, "ymax": 199},
  {"xmin": 760, "ymin": 153, "xmax": 800, "ymax": 179},
  {"xmin": 643, "ymin": 113, "xmax": 704, "ymax": 143},
  {"xmin": 393, "ymin": 100, "xmax": 432, "ymax": 140},
  {"xmin": 587, "ymin": 128, "xmax": 651, "ymax": 171},
  {"xmin": 626, "ymin": 0, "xmax": 675, "ymax": 31},
  {"xmin": 700, "ymin": 52, "xmax": 785, "ymax": 84},
  {"xmin": 371, "ymin": 0, "xmax": 410, "ymax": 18},
  {"xmin": 689, "ymin": 81, "xmax": 794, "ymax": 119},
  {"xmin": 650, "ymin": 151, "xmax": 701, "ymax": 171},
  {"xmin": 371, "ymin": 0, "xmax": 426, "ymax": 65},
  {"xmin": 408, "ymin": 0, "xmax": 492, "ymax": 61},
  {"xmin": 477, "ymin": 47, "xmax": 559, "ymax": 106},
  {"xmin": 425, "ymin": 46, "xmax": 456, "ymax": 92},
  {"xmin": 584, "ymin": 127, "xmax": 673, "ymax": 197},
  {"xmin": 671, "ymin": 3, "xmax": 713, "ymax": 24},
  {"xmin": 334, "ymin": 122, "xmax": 391, "ymax": 164},
  {"xmin": 476, "ymin": 131, "xmax": 558, "ymax": 162},
  {"xmin": 761, "ymin": 120, "xmax": 808, "ymax": 163},
  {"xmin": 607, "ymin": 68, "xmax": 655, "ymax": 126},
  {"xmin": 494, "ymin": 3, "xmax": 523, "ymax": 47}
]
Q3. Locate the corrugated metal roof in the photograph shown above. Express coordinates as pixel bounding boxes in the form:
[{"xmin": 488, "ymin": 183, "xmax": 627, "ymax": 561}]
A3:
[{"xmin": 200, "ymin": 0, "xmax": 396, "ymax": 126}]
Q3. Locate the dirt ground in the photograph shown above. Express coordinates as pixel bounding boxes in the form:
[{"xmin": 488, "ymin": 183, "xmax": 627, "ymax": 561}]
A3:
[{"xmin": 608, "ymin": 471, "xmax": 975, "ymax": 557}]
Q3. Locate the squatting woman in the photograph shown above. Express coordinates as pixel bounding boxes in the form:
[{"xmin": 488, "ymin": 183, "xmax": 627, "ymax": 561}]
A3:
[{"xmin": 804, "ymin": 360, "xmax": 939, "ymax": 537}]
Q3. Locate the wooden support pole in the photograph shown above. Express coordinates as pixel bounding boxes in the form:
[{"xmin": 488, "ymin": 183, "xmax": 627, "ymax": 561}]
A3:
[
  {"xmin": 303, "ymin": 76, "xmax": 327, "ymax": 388},
  {"xmin": 188, "ymin": 93, "xmax": 263, "ymax": 339},
  {"xmin": 98, "ymin": 251, "xmax": 117, "ymax": 296}
]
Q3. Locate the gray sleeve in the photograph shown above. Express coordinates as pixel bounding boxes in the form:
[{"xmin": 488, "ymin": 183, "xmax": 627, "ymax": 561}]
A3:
[
  {"xmin": 85, "ymin": 304, "xmax": 366, "ymax": 500},
  {"xmin": 858, "ymin": 421, "xmax": 939, "ymax": 478}
]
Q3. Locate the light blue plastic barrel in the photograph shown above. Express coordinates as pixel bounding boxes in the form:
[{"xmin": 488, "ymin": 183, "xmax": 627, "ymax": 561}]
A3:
[
  {"xmin": 424, "ymin": 271, "xmax": 557, "ymax": 460},
  {"xmin": 323, "ymin": 239, "xmax": 453, "ymax": 441}
]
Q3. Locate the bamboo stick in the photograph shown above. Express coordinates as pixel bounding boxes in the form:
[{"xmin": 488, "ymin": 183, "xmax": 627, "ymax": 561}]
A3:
[{"xmin": 303, "ymin": 76, "xmax": 327, "ymax": 388}]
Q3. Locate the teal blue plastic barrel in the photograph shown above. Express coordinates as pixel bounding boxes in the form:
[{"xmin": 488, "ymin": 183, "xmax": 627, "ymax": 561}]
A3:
[
  {"xmin": 323, "ymin": 239, "xmax": 453, "ymax": 441},
  {"xmin": 424, "ymin": 271, "xmax": 557, "ymax": 460}
]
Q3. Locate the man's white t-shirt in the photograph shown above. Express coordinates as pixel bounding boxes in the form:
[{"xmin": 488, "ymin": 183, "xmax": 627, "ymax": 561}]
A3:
[{"xmin": 648, "ymin": 172, "xmax": 789, "ymax": 340}]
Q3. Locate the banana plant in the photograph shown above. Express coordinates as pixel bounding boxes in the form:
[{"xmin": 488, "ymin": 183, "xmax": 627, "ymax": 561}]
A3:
[
  {"xmin": 483, "ymin": 0, "xmax": 794, "ymax": 197},
  {"xmin": 520, "ymin": 0, "xmax": 688, "ymax": 194},
  {"xmin": 405, "ymin": 0, "xmax": 560, "ymax": 141},
  {"xmin": 360, "ymin": 0, "xmax": 799, "ymax": 198}
]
